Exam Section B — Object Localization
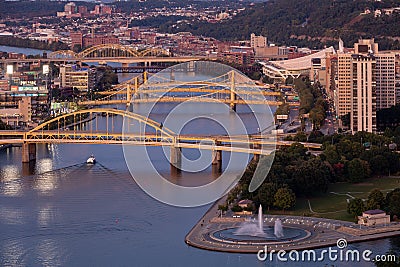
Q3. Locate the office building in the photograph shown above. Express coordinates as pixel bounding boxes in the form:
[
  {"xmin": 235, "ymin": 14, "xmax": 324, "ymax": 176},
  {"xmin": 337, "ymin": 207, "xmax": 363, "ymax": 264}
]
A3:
[
  {"xmin": 60, "ymin": 65, "xmax": 95, "ymax": 92},
  {"xmin": 250, "ymin": 33, "xmax": 267, "ymax": 48}
]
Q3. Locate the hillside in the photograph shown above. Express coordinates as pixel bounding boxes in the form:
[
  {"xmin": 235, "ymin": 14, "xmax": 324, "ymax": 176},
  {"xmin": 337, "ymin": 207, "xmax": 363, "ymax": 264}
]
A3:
[{"xmin": 164, "ymin": 0, "xmax": 400, "ymax": 49}]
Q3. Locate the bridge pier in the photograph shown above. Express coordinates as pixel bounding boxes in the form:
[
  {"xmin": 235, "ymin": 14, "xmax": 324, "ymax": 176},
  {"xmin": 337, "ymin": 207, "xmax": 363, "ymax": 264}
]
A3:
[
  {"xmin": 22, "ymin": 142, "xmax": 36, "ymax": 163},
  {"xmin": 170, "ymin": 146, "xmax": 182, "ymax": 169},
  {"xmin": 22, "ymin": 161, "xmax": 35, "ymax": 176},
  {"xmin": 122, "ymin": 63, "xmax": 129, "ymax": 68},
  {"xmin": 212, "ymin": 142, "xmax": 222, "ymax": 165},
  {"xmin": 252, "ymin": 143, "xmax": 261, "ymax": 162}
]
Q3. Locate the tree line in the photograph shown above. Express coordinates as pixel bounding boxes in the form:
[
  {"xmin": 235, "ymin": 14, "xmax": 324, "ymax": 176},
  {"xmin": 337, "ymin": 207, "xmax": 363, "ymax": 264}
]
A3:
[
  {"xmin": 0, "ymin": 36, "xmax": 69, "ymax": 52},
  {"xmin": 224, "ymin": 131, "xmax": 400, "ymax": 217}
]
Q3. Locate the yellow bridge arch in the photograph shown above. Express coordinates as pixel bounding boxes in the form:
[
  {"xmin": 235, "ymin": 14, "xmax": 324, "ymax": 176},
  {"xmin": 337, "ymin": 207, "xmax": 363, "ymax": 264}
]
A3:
[
  {"xmin": 48, "ymin": 45, "xmax": 171, "ymax": 59},
  {"xmin": 28, "ymin": 108, "xmax": 176, "ymax": 138}
]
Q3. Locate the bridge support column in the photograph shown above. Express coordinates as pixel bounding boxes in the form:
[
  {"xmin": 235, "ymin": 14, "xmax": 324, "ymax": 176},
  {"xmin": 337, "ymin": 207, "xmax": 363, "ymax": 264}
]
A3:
[
  {"xmin": 212, "ymin": 142, "xmax": 222, "ymax": 165},
  {"xmin": 22, "ymin": 142, "xmax": 36, "ymax": 163},
  {"xmin": 143, "ymin": 71, "xmax": 148, "ymax": 84},
  {"xmin": 134, "ymin": 77, "xmax": 139, "ymax": 98},
  {"xmin": 252, "ymin": 143, "xmax": 261, "ymax": 162},
  {"xmin": 126, "ymin": 84, "xmax": 132, "ymax": 105},
  {"xmin": 212, "ymin": 162, "xmax": 222, "ymax": 178},
  {"xmin": 230, "ymin": 70, "xmax": 236, "ymax": 112},
  {"xmin": 122, "ymin": 63, "xmax": 129, "ymax": 68},
  {"xmin": 22, "ymin": 161, "xmax": 35, "ymax": 176},
  {"xmin": 170, "ymin": 146, "xmax": 182, "ymax": 169}
]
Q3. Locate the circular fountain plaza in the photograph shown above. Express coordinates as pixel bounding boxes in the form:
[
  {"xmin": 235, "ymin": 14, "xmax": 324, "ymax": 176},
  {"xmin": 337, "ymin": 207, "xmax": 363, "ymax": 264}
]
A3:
[
  {"xmin": 186, "ymin": 202, "xmax": 400, "ymax": 253},
  {"xmin": 210, "ymin": 205, "xmax": 311, "ymax": 246}
]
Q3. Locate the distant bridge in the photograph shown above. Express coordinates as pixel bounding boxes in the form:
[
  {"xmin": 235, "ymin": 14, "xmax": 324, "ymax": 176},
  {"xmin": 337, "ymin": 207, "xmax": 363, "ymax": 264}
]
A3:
[
  {"xmin": 0, "ymin": 44, "xmax": 210, "ymax": 65},
  {"xmin": 78, "ymin": 70, "xmax": 298, "ymax": 109}
]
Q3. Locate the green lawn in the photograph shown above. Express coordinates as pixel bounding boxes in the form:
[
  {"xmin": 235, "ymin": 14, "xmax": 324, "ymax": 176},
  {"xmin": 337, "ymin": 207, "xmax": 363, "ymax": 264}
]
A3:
[{"xmin": 265, "ymin": 176, "xmax": 400, "ymax": 222}]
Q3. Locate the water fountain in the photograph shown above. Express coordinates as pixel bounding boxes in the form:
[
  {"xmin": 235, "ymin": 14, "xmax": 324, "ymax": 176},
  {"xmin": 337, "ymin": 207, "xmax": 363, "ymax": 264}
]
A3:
[
  {"xmin": 258, "ymin": 204, "xmax": 263, "ymax": 231},
  {"xmin": 213, "ymin": 204, "xmax": 308, "ymax": 244},
  {"xmin": 233, "ymin": 204, "xmax": 265, "ymax": 237},
  {"xmin": 274, "ymin": 218, "xmax": 284, "ymax": 238}
]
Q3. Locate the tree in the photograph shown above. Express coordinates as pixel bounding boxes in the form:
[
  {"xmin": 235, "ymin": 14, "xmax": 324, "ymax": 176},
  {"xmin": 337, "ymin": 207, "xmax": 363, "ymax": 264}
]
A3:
[
  {"xmin": 340, "ymin": 113, "xmax": 350, "ymax": 127},
  {"xmin": 370, "ymin": 154, "xmax": 389, "ymax": 175},
  {"xmin": 346, "ymin": 158, "xmax": 371, "ymax": 183},
  {"xmin": 291, "ymin": 157, "xmax": 331, "ymax": 196},
  {"xmin": 231, "ymin": 204, "xmax": 243, "ymax": 212},
  {"xmin": 366, "ymin": 189, "xmax": 385, "ymax": 210},
  {"xmin": 386, "ymin": 188, "xmax": 400, "ymax": 217},
  {"xmin": 256, "ymin": 182, "xmax": 279, "ymax": 211},
  {"xmin": 274, "ymin": 187, "xmax": 296, "ymax": 212},
  {"xmin": 347, "ymin": 198, "xmax": 365, "ymax": 219},
  {"xmin": 323, "ymin": 145, "xmax": 340, "ymax": 165},
  {"xmin": 218, "ymin": 204, "xmax": 228, "ymax": 213}
]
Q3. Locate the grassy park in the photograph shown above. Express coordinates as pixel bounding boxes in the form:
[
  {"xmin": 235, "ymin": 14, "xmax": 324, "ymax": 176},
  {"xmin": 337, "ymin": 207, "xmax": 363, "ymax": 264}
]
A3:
[{"xmin": 265, "ymin": 176, "xmax": 400, "ymax": 222}]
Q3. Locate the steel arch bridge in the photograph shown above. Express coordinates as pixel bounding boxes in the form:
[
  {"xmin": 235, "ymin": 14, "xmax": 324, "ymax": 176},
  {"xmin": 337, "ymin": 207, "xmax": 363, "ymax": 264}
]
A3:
[
  {"xmin": 48, "ymin": 44, "xmax": 171, "ymax": 59},
  {"xmin": 79, "ymin": 69, "xmax": 293, "ymax": 108},
  {"xmin": 26, "ymin": 108, "xmax": 175, "ymax": 144},
  {"xmin": 0, "ymin": 108, "xmax": 321, "ymax": 163},
  {"xmin": 0, "ymin": 108, "xmax": 322, "ymax": 149}
]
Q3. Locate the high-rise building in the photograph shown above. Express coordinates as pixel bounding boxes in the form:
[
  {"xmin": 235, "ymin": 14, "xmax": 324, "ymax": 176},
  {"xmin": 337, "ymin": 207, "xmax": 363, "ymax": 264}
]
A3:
[
  {"xmin": 336, "ymin": 39, "xmax": 396, "ymax": 133},
  {"xmin": 336, "ymin": 53, "xmax": 352, "ymax": 118},
  {"xmin": 396, "ymin": 54, "xmax": 400, "ymax": 104},
  {"xmin": 250, "ymin": 33, "xmax": 267, "ymax": 48},
  {"xmin": 351, "ymin": 53, "xmax": 377, "ymax": 134},
  {"xmin": 375, "ymin": 52, "xmax": 396, "ymax": 109}
]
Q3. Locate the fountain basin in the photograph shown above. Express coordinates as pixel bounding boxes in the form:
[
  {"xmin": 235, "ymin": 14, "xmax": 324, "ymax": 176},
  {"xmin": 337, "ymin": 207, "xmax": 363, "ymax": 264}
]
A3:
[{"xmin": 211, "ymin": 226, "xmax": 310, "ymax": 244}]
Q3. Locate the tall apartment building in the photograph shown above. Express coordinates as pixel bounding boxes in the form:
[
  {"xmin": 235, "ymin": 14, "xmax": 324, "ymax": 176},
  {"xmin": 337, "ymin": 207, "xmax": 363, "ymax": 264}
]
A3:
[
  {"xmin": 375, "ymin": 52, "xmax": 396, "ymax": 109},
  {"xmin": 335, "ymin": 39, "xmax": 396, "ymax": 133},
  {"xmin": 351, "ymin": 53, "xmax": 377, "ymax": 134},
  {"xmin": 250, "ymin": 33, "xmax": 267, "ymax": 48},
  {"xmin": 395, "ymin": 54, "xmax": 400, "ymax": 104},
  {"xmin": 336, "ymin": 53, "xmax": 352, "ymax": 118}
]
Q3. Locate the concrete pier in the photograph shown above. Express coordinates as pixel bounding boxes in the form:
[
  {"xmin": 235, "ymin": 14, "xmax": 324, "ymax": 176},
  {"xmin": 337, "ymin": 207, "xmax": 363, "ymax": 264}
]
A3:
[
  {"xmin": 212, "ymin": 145, "xmax": 222, "ymax": 165},
  {"xmin": 170, "ymin": 146, "xmax": 182, "ymax": 168},
  {"xmin": 22, "ymin": 142, "xmax": 36, "ymax": 163},
  {"xmin": 252, "ymin": 143, "xmax": 261, "ymax": 162}
]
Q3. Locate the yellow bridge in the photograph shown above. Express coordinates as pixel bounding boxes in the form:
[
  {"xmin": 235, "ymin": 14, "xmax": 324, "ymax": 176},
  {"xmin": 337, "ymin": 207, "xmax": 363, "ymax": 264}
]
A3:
[
  {"xmin": 79, "ymin": 70, "xmax": 299, "ymax": 109},
  {"xmin": 0, "ymin": 109, "xmax": 321, "ymax": 163}
]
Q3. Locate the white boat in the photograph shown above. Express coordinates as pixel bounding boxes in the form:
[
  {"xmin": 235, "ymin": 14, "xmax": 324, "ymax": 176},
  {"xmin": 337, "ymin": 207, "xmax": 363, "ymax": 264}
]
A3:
[{"xmin": 86, "ymin": 155, "xmax": 96, "ymax": 164}]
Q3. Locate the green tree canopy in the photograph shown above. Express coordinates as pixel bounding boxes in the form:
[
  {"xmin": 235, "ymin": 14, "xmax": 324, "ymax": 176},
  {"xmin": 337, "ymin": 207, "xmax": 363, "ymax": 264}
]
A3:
[
  {"xmin": 347, "ymin": 198, "xmax": 365, "ymax": 219},
  {"xmin": 346, "ymin": 158, "xmax": 371, "ymax": 183},
  {"xmin": 274, "ymin": 187, "xmax": 296, "ymax": 211},
  {"xmin": 366, "ymin": 189, "xmax": 385, "ymax": 210}
]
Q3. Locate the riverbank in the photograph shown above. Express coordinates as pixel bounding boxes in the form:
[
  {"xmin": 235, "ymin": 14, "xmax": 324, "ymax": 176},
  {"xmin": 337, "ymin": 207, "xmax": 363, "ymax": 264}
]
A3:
[{"xmin": 185, "ymin": 199, "xmax": 400, "ymax": 254}]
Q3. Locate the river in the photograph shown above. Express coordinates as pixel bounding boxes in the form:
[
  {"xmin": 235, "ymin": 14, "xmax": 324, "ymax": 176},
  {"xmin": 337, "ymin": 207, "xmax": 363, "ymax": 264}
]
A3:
[
  {"xmin": 0, "ymin": 45, "xmax": 51, "ymax": 56},
  {"xmin": 0, "ymin": 46, "xmax": 399, "ymax": 266}
]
